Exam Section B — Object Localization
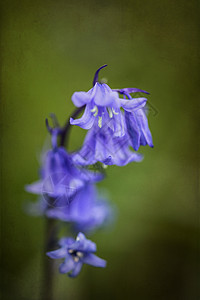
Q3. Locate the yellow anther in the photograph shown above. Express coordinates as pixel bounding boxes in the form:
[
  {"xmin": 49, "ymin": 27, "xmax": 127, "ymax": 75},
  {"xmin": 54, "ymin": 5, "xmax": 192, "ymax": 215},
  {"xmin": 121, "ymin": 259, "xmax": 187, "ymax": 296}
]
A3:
[
  {"xmin": 74, "ymin": 256, "xmax": 79, "ymax": 262},
  {"xmin": 77, "ymin": 251, "xmax": 84, "ymax": 258},
  {"xmin": 91, "ymin": 106, "xmax": 97, "ymax": 112},
  {"xmin": 98, "ymin": 116, "xmax": 103, "ymax": 128},
  {"xmin": 112, "ymin": 108, "xmax": 119, "ymax": 115},
  {"xmin": 107, "ymin": 107, "xmax": 113, "ymax": 118},
  {"xmin": 91, "ymin": 105, "xmax": 98, "ymax": 117}
]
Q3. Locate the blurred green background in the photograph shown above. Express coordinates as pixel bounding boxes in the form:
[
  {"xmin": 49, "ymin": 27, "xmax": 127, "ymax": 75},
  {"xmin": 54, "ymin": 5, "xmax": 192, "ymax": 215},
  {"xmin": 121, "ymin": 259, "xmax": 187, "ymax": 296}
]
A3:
[{"xmin": 1, "ymin": 0, "xmax": 199, "ymax": 299}]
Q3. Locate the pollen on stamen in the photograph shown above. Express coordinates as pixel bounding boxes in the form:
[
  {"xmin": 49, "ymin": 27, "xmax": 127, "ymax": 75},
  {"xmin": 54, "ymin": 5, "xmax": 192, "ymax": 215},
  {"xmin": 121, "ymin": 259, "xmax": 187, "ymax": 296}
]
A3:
[
  {"xmin": 98, "ymin": 116, "xmax": 102, "ymax": 128},
  {"xmin": 91, "ymin": 106, "xmax": 98, "ymax": 117},
  {"xmin": 107, "ymin": 107, "xmax": 113, "ymax": 118},
  {"xmin": 112, "ymin": 108, "xmax": 119, "ymax": 115},
  {"xmin": 74, "ymin": 256, "xmax": 79, "ymax": 262},
  {"xmin": 77, "ymin": 251, "xmax": 84, "ymax": 258}
]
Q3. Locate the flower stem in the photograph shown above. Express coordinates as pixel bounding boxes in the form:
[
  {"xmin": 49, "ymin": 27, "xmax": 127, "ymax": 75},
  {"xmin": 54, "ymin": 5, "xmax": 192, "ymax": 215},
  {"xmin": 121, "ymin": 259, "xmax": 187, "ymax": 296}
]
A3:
[
  {"xmin": 42, "ymin": 106, "xmax": 85, "ymax": 299},
  {"xmin": 60, "ymin": 105, "xmax": 85, "ymax": 147},
  {"xmin": 42, "ymin": 218, "xmax": 57, "ymax": 300}
]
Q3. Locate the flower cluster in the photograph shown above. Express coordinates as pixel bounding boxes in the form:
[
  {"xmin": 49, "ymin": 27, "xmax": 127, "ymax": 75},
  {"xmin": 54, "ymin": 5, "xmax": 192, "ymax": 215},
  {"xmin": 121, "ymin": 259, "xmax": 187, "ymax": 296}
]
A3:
[{"xmin": 25, "ymin": 65, "xmax": 153, "ymax": 278}]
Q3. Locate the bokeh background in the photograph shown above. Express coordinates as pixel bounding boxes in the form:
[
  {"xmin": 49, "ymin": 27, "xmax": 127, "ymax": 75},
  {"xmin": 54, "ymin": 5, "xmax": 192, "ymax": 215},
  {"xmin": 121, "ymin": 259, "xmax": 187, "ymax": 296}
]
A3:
[{"xmin": 1, "ymin": 0, "xmax": 199, "ymax": 299}]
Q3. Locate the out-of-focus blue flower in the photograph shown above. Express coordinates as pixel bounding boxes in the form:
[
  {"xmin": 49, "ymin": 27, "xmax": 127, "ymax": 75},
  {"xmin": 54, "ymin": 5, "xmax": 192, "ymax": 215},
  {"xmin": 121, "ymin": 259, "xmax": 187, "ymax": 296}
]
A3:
[
  {"xmin": 47, "ymin": 232, "xmax": 106, "ymax": 277},
  {"xmin": 115, "ymin": 88, "xmax": 154, "ymax": 151},
  {"xmin": 25, "ymin": 130, "xmax": 103, "ymax": 209},
  {"xmin": 24, "ymin": 197, "xmax": 47, "ymax": 216},
  {"xmin": 72, "ymin": 117, "xmax": 143, "ymax": 166},
  {"xmin": 46, "ymin": 183, "xmax": 115, "ymax": 233}
]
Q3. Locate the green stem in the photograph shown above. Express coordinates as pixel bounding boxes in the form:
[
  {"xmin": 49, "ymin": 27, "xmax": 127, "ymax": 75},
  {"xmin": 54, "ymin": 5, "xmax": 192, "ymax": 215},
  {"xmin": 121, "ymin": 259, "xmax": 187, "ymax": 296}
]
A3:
[
  {"xmin": 42, "ymin": 218, "xmax": 57, "ymax": 300},
  {"xmin": 60, "ymin": 105, "xmax": 85, "ymax": 147},
  {"xmin": 42, "ymin": 106, "xmax": 85, "ymax": 299}
]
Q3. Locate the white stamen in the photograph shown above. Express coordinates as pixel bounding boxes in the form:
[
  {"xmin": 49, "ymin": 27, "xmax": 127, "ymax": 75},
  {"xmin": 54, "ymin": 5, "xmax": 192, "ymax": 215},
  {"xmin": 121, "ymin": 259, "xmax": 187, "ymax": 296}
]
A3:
[
  {"xmin": 74, "ymin": 256, "xmax": 79, "ymax": 262},
  {"xmin": 98, "ymin": 116, "xmax": 102, "ymax": 128},
  {"xmin": 77, "ymin": 251, "xmax": 84, "ymax": 258},
  {"xmin": 107, "ymin": 107, "xmax": 113, "ymax": 118},
  {"xmin": 112, "ymin": 108, "xmax": 119, "ymax": 115},
  {"xmin": 68, "ymin": 249, "xmax": 73, "ymax": 254},
  {"xmin": 90, "ymin": 106, "xmax": 97, "ymax": 112},
  {"xmin": 91, "ymin": 105, "xmax": 98, "ymax": 117}
]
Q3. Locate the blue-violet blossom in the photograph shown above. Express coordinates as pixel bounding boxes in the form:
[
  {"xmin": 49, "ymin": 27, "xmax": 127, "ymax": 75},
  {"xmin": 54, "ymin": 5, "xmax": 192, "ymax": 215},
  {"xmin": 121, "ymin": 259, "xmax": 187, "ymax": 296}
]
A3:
[
  {"xmin": 115, "ymin": 88, "xmax": 154, "ymax": 151},
  {"xmin": 70, "ymin": 67, "xmax": 153, "ymax": 166},
  {"xmin": 46, "ymin": 183, "xmax": 114, "ymax": 233},
  {"xmin": 26, "ymin": 130, "xmax": 103, "ymax": 208},
  {"xmin": 70, "ymin": 82, "xmax": 147, "ymax": 138},
  {"xmin": 47, "ymin": 232, "xmax": 106, "ymax": 277}
]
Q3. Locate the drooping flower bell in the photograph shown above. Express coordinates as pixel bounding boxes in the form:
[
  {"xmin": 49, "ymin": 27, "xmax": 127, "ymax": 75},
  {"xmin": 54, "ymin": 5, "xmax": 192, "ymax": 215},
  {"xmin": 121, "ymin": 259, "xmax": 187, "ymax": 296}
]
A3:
[
  {"xmin": 70, "ymin": 65, "xmax": 153, "ymax": 166},
  {"xmin": 115, "ymin": 88, "xmax": 154, "ymax": 151},
  {"xmin": 25, "ymin": 127, "xmax": 103, "ymax": 208},
  {"xmin": 47, "ymin": 232, "xmax": 106, "ymax": 277},
  {"xmin": 46, "ymin": 183, "xmax": 115, "ymax": 234},
  {"xmin": 70, "ymin": 65, "xmax": 147, "ymax": 138}
]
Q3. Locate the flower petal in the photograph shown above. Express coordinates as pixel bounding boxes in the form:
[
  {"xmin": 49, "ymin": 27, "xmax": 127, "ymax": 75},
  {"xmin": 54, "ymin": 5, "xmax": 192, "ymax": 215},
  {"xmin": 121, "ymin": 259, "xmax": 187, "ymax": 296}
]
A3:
[
  {"xmin": 69, "ymin": 232, "xmax": 97, "ymax": 253},
  {"xmin": 71, "ymin": 91, "xmax": 91, "ymax": 107},
  {"xmin": 113, "ymin": 88, "xmax": 149, "ymax": 95},
  {"xmin": 125, "ymin": 111, "xmax": 140, "ymax": 151},
  {"xmin": 25, "ymin": 180, "xmax": 43, "ymax": 195},
  {"xmin": 68, "ymin": 262, "xmax": 83, "ymax": 278},
  {"xmin": 59, "ymin": 237, "xmax": 75, "ymax": 247},
  {"xmin": 92, "ymin": 83, "xmax": 117, "ymax": 107},
  {"xmin": 46, "ymin": 248, "xmax": 68, "ymax": 259},
  {"xmin": 59, "ymin": 257, "xmax": 75, "ymax": 274},
  {"xmin": 111, "ymin": 148, "xmax": 143, "ymax": 166},
  {"xmin": 82, "ymin": 254, "xmax": 107, "ymax": 268},
  {"xmin": 70, "ymin": 105, "xmax": 95, "ymax": 129},
  {"xmin": 113, "ymin": 110, "xmax": 126, "ymax": 137},
  {"xmin": 72, "ymin": 152, "xmax": 96, "ymax": 166},
  {"xmin": 120, "ymin": 97, "xmax": 147, "ymax": 112},
  {"xmin": 136, "ymin": 109, "xmax": 154, "ymax": 147},
  {"xmin": 95, "ymin": 132, "xmax": 112, "ymax": 163},
  {"xmin": 46, "ymin": 206, "xmax": 68, "ymax": 220},
  {"xmin": 106, "ymin": 135, "xmax": 144, "ymax": 166}
]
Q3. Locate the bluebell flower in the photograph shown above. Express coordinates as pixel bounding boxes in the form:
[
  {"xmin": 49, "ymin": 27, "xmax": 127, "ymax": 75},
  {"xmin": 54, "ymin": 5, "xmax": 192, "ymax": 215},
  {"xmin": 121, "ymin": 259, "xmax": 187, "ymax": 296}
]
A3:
[
  {"xmin": 47, "ymin": 232, "xmax": 106, "ymax": 277},
  {"xmin": 115, "ymin": 88, "xmax": 154, "ymax": 151},
  {"xmin": 70, "ymin": 82, "xmax": 147, "ymax": 138},
  {"xmin": 26, "ymin": 130, "xmax": 103, "ymax": 208},
  {"xmin": 46, "ymin": 183, "xmax": 115, "ymax": 233},
  {"xmin": 70, "ymin": 66, "xmax": 153, "ymax": 165}
]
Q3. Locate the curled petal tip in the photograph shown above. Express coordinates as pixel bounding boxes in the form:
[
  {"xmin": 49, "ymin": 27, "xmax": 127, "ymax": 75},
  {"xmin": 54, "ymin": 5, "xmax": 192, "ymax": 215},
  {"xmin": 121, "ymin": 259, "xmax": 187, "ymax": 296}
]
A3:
[
  {"xmin": 45, "ymin": 118, "xmax": 53, "ymax": 133},
  {"xmin": 93, "ymin": 64, "xmax": 108, "ymax": 86}
]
